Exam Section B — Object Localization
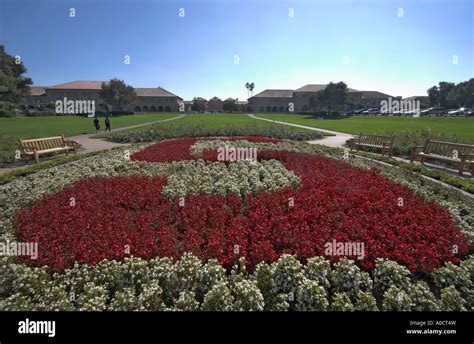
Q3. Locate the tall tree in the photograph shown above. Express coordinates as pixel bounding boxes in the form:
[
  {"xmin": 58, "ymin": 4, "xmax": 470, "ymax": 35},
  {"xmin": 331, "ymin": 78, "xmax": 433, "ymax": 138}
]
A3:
[
  {"xmin": 447, "ymin": 79, "xmax": 474, "ymax": 108},
  {"xmin": 98, "ymin": 78, "xmax": 137, "ymax": 111},
  {"xmin": 249, "ymin": 82, "xmax": 255, "ymax": 96},
  {"xmin": 310, "ymin": 81, "xmax": 348, "ymax": 115},
  {"xmin": 0, "ymin": 45, "xmax": 33, "ymax": 112},
  {"xmin": 427, "ymin": 81, "xmax": 455, "ymax": 107},
  {"xmin": 245, "ymin": 82, "xmax": 255, "ymax": 98},
  {"xmin": 427, "ymin": 86, "xmax": 439, "ymax": 107}
]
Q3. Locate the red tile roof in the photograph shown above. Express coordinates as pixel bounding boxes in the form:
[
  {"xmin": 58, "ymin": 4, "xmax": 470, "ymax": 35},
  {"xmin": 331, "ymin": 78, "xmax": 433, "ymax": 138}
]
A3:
[{"xmin": 29, "ymin": 86, "xmax": 46, "ymax": 96}]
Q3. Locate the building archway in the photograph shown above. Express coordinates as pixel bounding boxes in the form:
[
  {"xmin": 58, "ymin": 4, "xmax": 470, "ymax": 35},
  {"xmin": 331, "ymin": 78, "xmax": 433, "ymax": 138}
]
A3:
[
  {"xmin": 143, "ymin": 106, "xmax": 149, "ymax": 112},
  {"xmin": 279, "ymin": 107, "xmax": 284, "ymax": 112},
  {"xmin": 165, "ymin": 106, "xmax": 171, "ymax": 112},
  {"xmin": 158, "ymin": 106, "xmax": 163, "ymax": 112},
  {"xmin": 266, "ymin": 106, "xmax": 271, "ymax": 112},
  {"xmin": 272, "ymin": 106, "xmax": 278, "ymax": 112},
  {"xmin": 134, "ymin": 106, "xmax": 141, "ymax": 112},
  {"xmin": 98, "ymin": 104, "xmax": 109, "ymax": 112},
  {"xmin": 150, "ymin": 106, "xmax": 157, "ymax": 112}
]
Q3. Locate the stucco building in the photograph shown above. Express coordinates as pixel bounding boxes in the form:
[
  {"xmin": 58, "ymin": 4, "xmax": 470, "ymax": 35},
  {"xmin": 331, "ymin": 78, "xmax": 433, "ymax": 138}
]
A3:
[
  {"xmin": 25, "ymin": 81, "xmax": 182, "ymax": 113},
  {"xmin": 247, "ymin": 84, "xmax": 395, "ymax": 113}
]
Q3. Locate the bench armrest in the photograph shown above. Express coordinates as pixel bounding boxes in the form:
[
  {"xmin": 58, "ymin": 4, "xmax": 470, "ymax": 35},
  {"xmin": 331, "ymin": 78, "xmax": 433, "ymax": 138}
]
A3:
[
  {"xmin": 460, "ymin": 153, "xmax": 474, "ymax": 161},
  {"xmin": 65, "ymin": 140, "xmax": 79, "ymax": 147},
  {"xmin": 410, "ymin": 145, "xmax": 424, "ymax": 163}
]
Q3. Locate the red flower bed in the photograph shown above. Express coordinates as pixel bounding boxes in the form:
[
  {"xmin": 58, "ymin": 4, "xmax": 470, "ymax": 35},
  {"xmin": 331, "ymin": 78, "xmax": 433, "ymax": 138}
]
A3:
[
  {"xmin": 15, "ymin": 140, "xmax": 469, "ymax": 272},
  {"xmin": 131, "ymin": 137, "xmax": 283, "ymax": 163}
]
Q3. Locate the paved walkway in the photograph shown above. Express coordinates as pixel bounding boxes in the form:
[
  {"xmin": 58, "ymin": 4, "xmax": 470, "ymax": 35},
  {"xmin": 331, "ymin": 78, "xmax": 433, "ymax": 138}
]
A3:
[
  {"xmin": 248, "ymin": 113, "xmax": 353, "ymax": 147},
  {"xmin": 0, "ymin": 114, "xmax": 186, "ymax": 175},
  {"xmin": 68, "ymin": 113, "xmax": 186, "ymax": 154},
  {"xmin": 248, "ymin": 113, "xmax": 473, "ymax": 181}
]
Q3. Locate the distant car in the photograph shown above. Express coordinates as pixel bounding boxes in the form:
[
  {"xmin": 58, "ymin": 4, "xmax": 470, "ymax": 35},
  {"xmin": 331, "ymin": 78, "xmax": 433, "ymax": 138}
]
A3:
[
  {"xmin": 402, "ymin": 109, "xmax": 420, "ymax": 116},
  {"xmin": 448, "ymin": 107, "xmax": 470, "ymax": 116},
  {"xmin": 419, "ymin": 107, "xmax": 446, "ymax": 116},
  {"xmin": 362, "ymin": 108, "xmax": 380, "ymax": 115},
  {"xmin": 26, "ymin": 108, "xmax": 56, "ymax": 116},
  {"xmin": 352, "ymin": 109, "xmax": 366, "ymax": 115}
]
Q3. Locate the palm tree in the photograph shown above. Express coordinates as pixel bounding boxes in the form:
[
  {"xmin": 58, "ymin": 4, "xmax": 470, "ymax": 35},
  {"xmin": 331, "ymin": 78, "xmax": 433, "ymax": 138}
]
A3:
[{"xmin": 245, "ymin": 82, "xmax": 255, "ymax": 98}]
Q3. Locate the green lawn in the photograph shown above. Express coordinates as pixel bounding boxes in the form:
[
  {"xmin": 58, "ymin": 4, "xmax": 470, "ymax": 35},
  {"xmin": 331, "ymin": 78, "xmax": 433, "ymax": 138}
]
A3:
[
  {"xmin": 104, "ymin": 113, "xmax": 326, "ymax": 142},
  {"xmin": 117, "ymin": 113, "xmax": 323, "ymax": 133},
  {"xmin": 254, "ymin": 114, "xmax": 474, "ymax": 143},
  {"xmin": 0, "ymin": 113, "xmax": 179, "ymax": 165},
  {"xmin": 0, "ymin": 113, "xmax": 179, "ymax": 138}
]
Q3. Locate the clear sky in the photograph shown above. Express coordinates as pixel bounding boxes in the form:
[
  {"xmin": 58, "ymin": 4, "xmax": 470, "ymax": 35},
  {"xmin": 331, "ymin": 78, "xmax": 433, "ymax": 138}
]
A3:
[{"xmin": 1, "ymin": 0, "xmax": 472, "ymax": 100}]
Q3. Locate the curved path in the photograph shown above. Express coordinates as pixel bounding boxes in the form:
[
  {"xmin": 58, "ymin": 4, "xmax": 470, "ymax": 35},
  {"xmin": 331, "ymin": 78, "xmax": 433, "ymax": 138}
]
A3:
[
  {"xmin": 0, "ymin": 114, "xmax": 186, "ymax": 175},
  {"xmin": 69, "ymin": 113, "xmax": 186, "ymax": 154},
  {"xmin": 247, "ymin": 113, "xmax": 353, "ymax": 147}
]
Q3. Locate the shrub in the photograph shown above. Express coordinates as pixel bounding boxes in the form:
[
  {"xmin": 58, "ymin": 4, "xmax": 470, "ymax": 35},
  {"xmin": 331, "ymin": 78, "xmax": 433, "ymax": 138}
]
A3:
[
  {"xmin": 331, "ymin": 258, "xmax": 372, "ymax": 299},
  {"xmin": 253, "ymin": 262, "xmax": 275, "ymax": 309},
  {"xmin": 382, "ymin": 286, "xmax": 413, "ymax": 311},
  {"xmin": 196, "ymin": 259, "xmax": 227, "ymax": 301},
  {"xmin": 174, "ymin": 291, "xmax": 200, "ymax": 311},
  {"xmin": 108, "ymin": 287, "xmax": 138, "ymax": 311},
  {"xmin": 439, "ymin": 286, "xmax": 467, "ymax": 311},
  {"xmin": 271, "ymin": 293, "xmax": 290, "ymax": 312},
  {"xmin": 433, "ymin": 261, "xmax": 471, "ymax": 299},
  {"xmin": 331, "ymin": 292, "xmax": 355, "ymax": 311},
  {"xmin": 373, "ymin": 258, "xmax": 411, "ymax": 292},
  {"xmin": 354, "ymin": 291, "xmax": 378, "ymax": 311},
  {"xmin": 409, "ymin": 281, "xmax": 440, "ymax": 311},
  {"xmin": 138, "ymin": 283, "xmax": 164, "ymax": 311},
  {"xmin": 295, "ymin": 279, "xmax": 328, "ymax": 311},
  {"xmin": 202, "ymin": 282, "xmax": 234, "ymax": 311},
  {"xmin": 170, "ymin": 253, "xmax": 202, "ymax": 295},
  {"xmin": 232, "ymin": 280, "xmax": 265, "ymax": 311},
  {"xmin": 77, "ymin": 282, "xmax": 108, "ymax": 311},
  {"xmin": 272, "ymin": 254, "xmax": 304, "ymax": 296},
  {"xmin": 304, "ymin": 256, "xmax": 331, "ymax": 291}
]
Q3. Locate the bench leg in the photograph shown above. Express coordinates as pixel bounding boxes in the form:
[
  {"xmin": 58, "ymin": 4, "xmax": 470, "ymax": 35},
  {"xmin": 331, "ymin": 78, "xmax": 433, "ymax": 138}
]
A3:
[
  {"xmin": 470, "ymin": 164, "xmax": 474, "ymax": 176},
  {"xmin": 458, "ymin": 161, "xmax": 465, "ymax": 176},
  {"xmin": 33, "ymin": 152, "xmax": 39, "ymax": 164}
]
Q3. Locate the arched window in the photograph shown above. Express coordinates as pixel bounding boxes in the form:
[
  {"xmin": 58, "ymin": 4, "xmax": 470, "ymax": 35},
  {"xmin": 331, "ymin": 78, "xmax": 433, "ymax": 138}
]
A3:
[
  {"xmin": 165, "ymin": 106, "xmax": 171, "ymax": 112},
  {"xmin": 150, "ymin": 106, "xmax": 157, "ymax": 112},
  {"xmin": 158, "ymin": 106, "xmax": 163, "ymax": 112},
  {"xmin": 134, "ymin": 106, "xmax": 141, "ymax": 112},
  {"xmin": 266, "ymin": 106, "xmax": 271, "ymax": 112},
  {"xmin": 143, "ymin": 106, "xmax": 149, "ymax": 112},
  {"xmin": 272, "ymin": 106, "xmax": 278, "ymax": 112}
]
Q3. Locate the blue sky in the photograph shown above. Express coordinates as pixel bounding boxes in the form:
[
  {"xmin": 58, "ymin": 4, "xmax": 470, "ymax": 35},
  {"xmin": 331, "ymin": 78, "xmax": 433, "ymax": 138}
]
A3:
[{"xmin": 1, "ymin": 0, "xmax": 472, "ymax": 100}]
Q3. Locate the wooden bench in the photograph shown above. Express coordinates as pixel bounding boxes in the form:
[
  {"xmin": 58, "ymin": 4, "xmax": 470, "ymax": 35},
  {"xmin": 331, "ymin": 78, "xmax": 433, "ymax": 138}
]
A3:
[
  {"xmin": 410, "ymin": 139, "xmax": 474, "ymax": 176},
  {"xmin": 19, "ymin": 135, "xmax": 78, "ymax": 164},
  {"xmin": 350, "ymin": 134, "xmax": 394, "ymax": 156}
]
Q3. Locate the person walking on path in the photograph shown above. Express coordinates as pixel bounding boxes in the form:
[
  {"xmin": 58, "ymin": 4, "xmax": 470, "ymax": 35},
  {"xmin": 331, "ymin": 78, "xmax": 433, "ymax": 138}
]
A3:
[
  {"xmin": 105, "ymin": 114, "xmax": 111, "ymax": 132},
  {"xmin": 93, "ymin": 116, "xmax": 100, "ymax": 133}
]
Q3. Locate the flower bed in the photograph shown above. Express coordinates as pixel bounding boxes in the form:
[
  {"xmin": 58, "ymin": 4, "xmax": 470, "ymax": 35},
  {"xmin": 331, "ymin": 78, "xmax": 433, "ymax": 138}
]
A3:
[
  {"xmin": 14, "ymin": 138, "xmax": 469, "ymax": 273},
  {"xmin": 1, "ymin": 137, "xmax": 472, "ymax": 311}
]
